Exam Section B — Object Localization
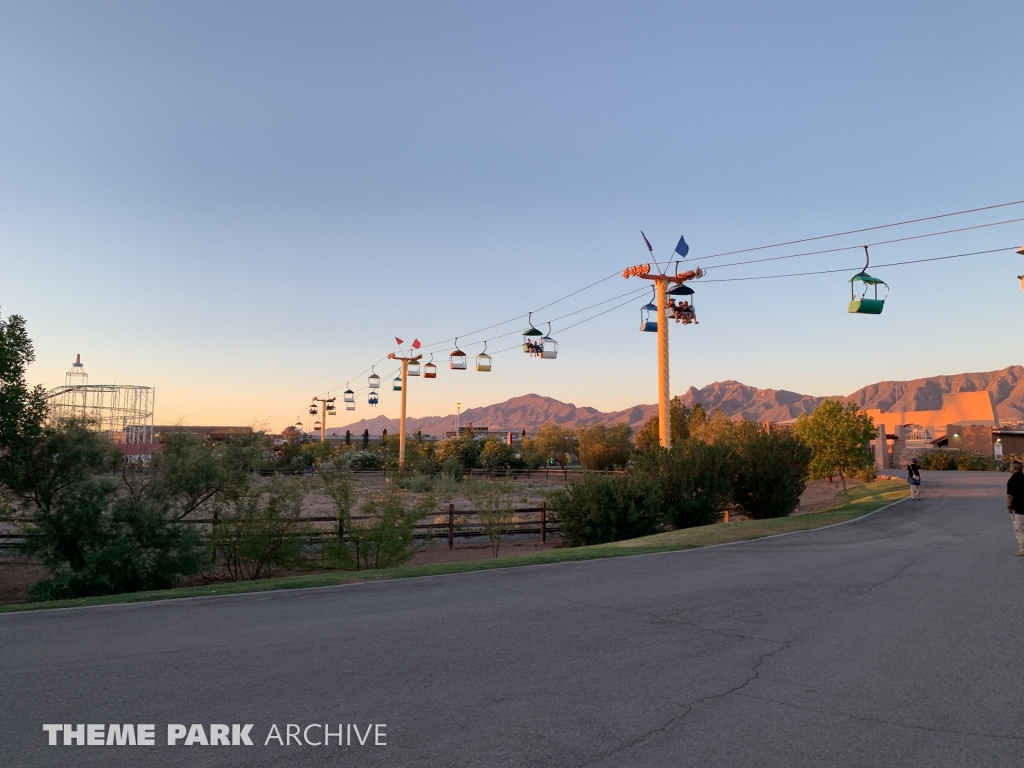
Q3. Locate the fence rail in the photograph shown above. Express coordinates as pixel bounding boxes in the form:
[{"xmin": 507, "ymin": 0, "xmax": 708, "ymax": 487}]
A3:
[{"xmin": 0, "ymin": 504, "xmax": 561, "ymax": 551}]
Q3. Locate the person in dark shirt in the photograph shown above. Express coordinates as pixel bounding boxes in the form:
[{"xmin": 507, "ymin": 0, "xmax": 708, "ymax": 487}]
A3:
[
  {"xmin": 1007, "ymin": 460, "xmax": 1024, "ymax": 556},
  {"xmin": 907, "ymin": 457, "xmax": 922, "ymax": 500}
]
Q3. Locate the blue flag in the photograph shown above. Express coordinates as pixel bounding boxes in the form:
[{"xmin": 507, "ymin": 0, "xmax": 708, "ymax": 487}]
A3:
[{"xmin": 674, "ymin": 236, "xmax": 689, "ymax": 258}]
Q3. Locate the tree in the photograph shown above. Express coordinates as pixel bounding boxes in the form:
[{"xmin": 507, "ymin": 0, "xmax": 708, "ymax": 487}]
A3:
[
  {"xmin": 576, "ymin": 424, "xmax": 633, "ymax": 470},
  {"xmin": 479, "ymin": 439, "xmax": 520, "ymax": 472},
  {"xmin": 533, "ymin": 424, "xmax": 578, "ymax": 473},
  {"xmin": 634, "ymin": 399, "xmax": 706, "ymax": 451},
  {"xmin": 795, "ymin": 400, "xmax": 876, "ymax": 500},
  {"xmin": 0, "ymin": 310, "xmax": 48, "ymax": 453},
  {"xmin": 433, "ymin": 436, "xmax": 481, "ymax": 469},
  {"xmin": 11, "ymin": 423, "xmax": 206, "ymax": 599}
]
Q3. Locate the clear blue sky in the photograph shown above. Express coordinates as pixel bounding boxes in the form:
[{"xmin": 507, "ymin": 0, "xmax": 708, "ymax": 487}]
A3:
[{"xmin": 2, "ymin": 0, "xmax": 1022, "ymax": 430}]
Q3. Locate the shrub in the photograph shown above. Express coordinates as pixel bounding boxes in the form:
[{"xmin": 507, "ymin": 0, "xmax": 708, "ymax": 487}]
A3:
[
  {"xmin": 917, "ymin": 450, "xmax": 958, "ymax": 470},
  {"xmin": 440, "ymin": 457, "xmax": 463, "ymax": 480},
  {"xmin": 392, "ymin": 473, "xmax": 435, "ymax": 492},
  {"xmin": 549, "ymin": 474, "xmax": 661, "ymax": 547},
  {"xmin": 463, "ymin": 479, "xmax": 516, "ymax": 557},
  {"xmin": 733, "ymin": 430, "xmax": 811, "ymax": 519},
  {"xmin": 213, "ymin": 478, "xmax": 309, "ymax": 581},
  {"xmin": 24, "ymin": 482, "xmax": 206, "ymax": 600},
  {"xmin": 337, "ymin": 450, "xmax": 382, "ymax": 470},
  {"xmin": 999, "ymin": 453, "xmax": 1024, "ymax": 472},
  {"xmin": 956, "ymin": 451, "xmax": 995, "ymax": 471},
  {"xmin": 633, "ymin": 441, "xmax": 733, "ymax": 529},
  {"xmin": 349, "ymin": 489, "xmax": 431, "ymax": 569}
]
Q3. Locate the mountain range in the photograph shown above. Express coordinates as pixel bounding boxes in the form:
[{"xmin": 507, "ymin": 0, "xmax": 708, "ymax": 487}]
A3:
[{"xmin": 327, "ymin": 365, "xmax": 1024, "ymax": 436}]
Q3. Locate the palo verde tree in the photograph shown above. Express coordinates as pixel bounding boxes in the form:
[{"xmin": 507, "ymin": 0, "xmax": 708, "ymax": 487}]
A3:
[
  {"xmin": 533, "ymin": 424, "xmax": 578, "ymax": 473},
  {"xmin": 795, "ymin": 400, "xmax": 876, "ymax": 500},
  {"xmin": 634, "ymin": 399, "xmax": 707, "ymax": 451},
  {"xmin": 576, "ymin": 423, "xmax": 633, "ymax": 470}
]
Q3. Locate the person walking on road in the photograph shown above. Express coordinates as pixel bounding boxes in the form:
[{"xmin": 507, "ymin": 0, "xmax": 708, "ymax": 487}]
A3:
[
  {"xmin": 907, "ymin": 457, "xmax": 923, "ymax": 500},
  {"xmin": 1007, "ymin": 460, "xmax": 1024, "ymax": 556}
]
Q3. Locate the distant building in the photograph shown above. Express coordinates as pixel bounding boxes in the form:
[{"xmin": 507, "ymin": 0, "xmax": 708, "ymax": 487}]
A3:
[{"xmin": 154, "ymin": 425, "xmax": 254, "ymax": 443}]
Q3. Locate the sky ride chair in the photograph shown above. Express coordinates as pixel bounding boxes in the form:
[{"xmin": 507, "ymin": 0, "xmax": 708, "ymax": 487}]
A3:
[
  {"xmin": 450, "ymin": 339, "xmax": 467, "ymax": 370},
  {"xmin": 539, "ymin": 323, "xmax": 557, "ymax": 359},
  {"xmin": 475, "ymin": 342, "xmax": 492, "ymax": 372},
  {"xmin": 522, "ymin": 312, "xmax": 544, "ymax": 356},
  {"xmin": 848, "ymin": 246, "xmax": 889, "ymax": 315}
]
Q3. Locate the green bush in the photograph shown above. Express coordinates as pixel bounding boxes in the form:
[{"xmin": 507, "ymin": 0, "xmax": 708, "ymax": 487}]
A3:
[
  {"xmin": 392, "ymin": 472, "xmax": 435, "ymax": 492},
  {"xmin": 440, "ymin": 457, "xmax": 463, "ymax": 480},
  {"xmin": 24, "ymin": 482, "xmax": 206, "ymax": 600},
  {"xmin": 337, "ymin": 450, "xmax": 382, "ymax": 470},
  {"xmin": 956, "ymin": 451, "xmax": 996, "ymax": 471},
  {"xmin": 999, "ymin": 453, "xmax": 1024, "ymax": 472},
  {"xmin": 549, "ymin": 473, "xmax": 661, "ymax": 547},
  {"xmin": 732, "ymin": 430, "xmax": 811, "ymax": 519},
  {"xmin": 349, "ymin": 489, "xmax": 431, "ymax": 569},
  {"xmin": 917, "ymin": 450, "xmax": 957, "ymax": 470},
  {"xmin": 633, "ymin": 441, "xmax": 733, "ymax": 529},
  {"xmin": 915, "ymin": 449, "xmax": 995, "ymax": 471},
  {"xmin": 213, "ymin": 478, "xmax": 309, "ymax": 581}
]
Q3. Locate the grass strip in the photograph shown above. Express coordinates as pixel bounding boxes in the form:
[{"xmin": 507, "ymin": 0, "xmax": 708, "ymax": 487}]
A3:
[{"xmin": 0, "ymin": 479, "xmax": 908, "ymax": 614}]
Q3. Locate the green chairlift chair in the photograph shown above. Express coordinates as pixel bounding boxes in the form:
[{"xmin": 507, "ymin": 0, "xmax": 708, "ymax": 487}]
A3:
[{"xmin": 848, "ymin": 246, "xmax": 888, "ymax": 315}]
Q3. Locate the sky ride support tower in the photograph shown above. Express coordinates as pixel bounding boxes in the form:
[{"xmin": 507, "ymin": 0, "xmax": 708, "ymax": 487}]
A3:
[{"xmin": 624, "ymin": 233, "xmax": 703, "ymax": 450}]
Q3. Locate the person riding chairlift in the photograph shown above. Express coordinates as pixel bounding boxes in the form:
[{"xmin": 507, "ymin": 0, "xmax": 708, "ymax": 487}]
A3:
[{"xmin": 666, "ymin": 299, "xmax": 697, "ymax": 325}]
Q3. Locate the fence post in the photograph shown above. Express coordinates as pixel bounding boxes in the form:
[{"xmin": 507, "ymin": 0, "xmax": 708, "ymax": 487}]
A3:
[
  {"xmin": 448, "ymin": 503, "xmax": 455, "ymax": 550},
  {"xmin": 540, "ymin": 501, "xmax": 547, "ymax": 544}
]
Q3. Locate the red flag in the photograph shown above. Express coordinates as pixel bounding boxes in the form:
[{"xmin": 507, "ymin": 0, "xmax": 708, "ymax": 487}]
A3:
[
  {"xmin": 641, "ymin": 231, "xmax": 653, "ymax": 253},
  {"xmin": 411, "ymin": 339, "xmax": 421, "ymax": 349},
  {"xmin": 395, "ymin": 337, "xmax": 404, "ymax": 346}
]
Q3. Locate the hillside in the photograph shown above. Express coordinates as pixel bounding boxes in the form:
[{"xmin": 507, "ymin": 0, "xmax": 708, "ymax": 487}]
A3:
[{"xmin": 327, "ymin": 365, "xmax": 1024, "ymax": 435}]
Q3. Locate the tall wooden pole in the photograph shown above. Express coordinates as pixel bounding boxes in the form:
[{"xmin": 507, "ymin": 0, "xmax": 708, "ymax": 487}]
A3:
[
  {"xmin": 655, "ymin": 277, "xmax": 671, "ymax": 450},
  {"xmin": 399, "ymin": 359, "xmax": 409, "ymax": 471}
]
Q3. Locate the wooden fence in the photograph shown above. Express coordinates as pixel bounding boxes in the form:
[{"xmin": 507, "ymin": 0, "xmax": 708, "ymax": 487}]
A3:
[{"xmin": 0, "ymin": 503, "xmax": 560, "ymax": 551}]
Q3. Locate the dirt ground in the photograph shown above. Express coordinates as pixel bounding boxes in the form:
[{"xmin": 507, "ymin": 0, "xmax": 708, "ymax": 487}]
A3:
[
  {"xmin": 0, "ymin": 555, "xmax": 48, "ymax": 604},
  {"xmin": 792, "ymin": 477, "xmax": 864, "ymax": 516}
]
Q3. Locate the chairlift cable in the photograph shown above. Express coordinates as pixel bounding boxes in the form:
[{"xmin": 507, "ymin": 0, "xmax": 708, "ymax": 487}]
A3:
[
  {"xmin": 699, "ymin": 246, "xmax": 1017, "ymax": 283},
  {"xmin": 702, "ymin": 216, "xmax": 1024, "ymax": 271},
  {"xmin": 700, "ymin": 199, "xmax": 1024, "ymax": 260}
]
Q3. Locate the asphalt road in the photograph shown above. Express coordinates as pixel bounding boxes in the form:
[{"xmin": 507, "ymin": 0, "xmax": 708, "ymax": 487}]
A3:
[{"xmin": 3, "ymin": 471, "xmax": 1022, "ymax": 768}]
